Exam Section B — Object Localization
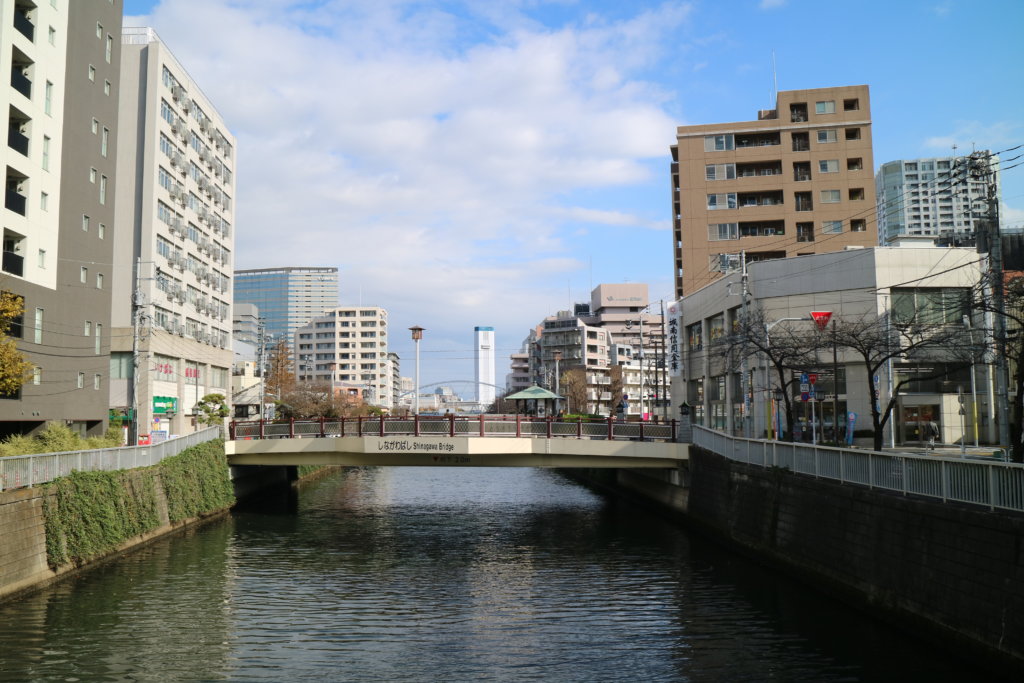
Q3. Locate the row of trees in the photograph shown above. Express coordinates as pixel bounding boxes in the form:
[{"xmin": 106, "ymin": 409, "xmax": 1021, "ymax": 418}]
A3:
[
  {"xmin": 259, "ymin": 340, "xmax": 381, "ymax": 419},
  {"xmin": 716, "ymin": 276, "xmax": 1024, "ymax": 461}
]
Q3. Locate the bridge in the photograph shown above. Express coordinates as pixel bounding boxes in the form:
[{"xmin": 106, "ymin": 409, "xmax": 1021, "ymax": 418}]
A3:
[{"xmin": 227, "ymin": 415, "xmax": 686, "ymax": 468}]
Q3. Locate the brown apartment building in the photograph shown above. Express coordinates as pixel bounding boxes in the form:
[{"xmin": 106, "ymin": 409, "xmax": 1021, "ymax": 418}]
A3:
[{"xmin": 670, "ymin": 85, "xmax": 877, "ymax": 297}]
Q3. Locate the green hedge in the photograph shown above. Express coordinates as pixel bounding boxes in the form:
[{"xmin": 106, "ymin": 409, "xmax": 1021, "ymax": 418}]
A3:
[{"xmin": 42, "ymin": 439, "xmax": 234, "ymax": 568}]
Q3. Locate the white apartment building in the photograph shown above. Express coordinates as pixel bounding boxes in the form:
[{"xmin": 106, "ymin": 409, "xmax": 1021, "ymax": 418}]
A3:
[
  {"xmin": 876, "ymin": 154, "xmax": 999, "ymax": 245},
  {"xmin": 110, "ymin": 28, "xmax": 236, "ymax": 443},
  {"xmin": 294, "ymin": 306, "xmax": 392, "ymax": 409}
]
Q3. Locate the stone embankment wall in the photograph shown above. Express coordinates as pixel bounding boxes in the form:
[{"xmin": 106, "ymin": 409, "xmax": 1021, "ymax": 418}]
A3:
[
  {"xmin": 569, "ymin": 450, "xmax": 1024, "ymax": 674},
  {"xmin": 0, "ymin": 440, "xmax": 233, "ymax": 603}
]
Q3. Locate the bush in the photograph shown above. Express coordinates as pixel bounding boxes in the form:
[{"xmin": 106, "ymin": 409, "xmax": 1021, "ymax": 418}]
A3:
[{"xmin": 0, "ymin": 422, "xmax": 124, "ymax": 457}]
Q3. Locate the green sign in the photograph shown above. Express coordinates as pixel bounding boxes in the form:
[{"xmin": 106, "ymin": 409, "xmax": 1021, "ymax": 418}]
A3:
[{"xmin": 152, "ymin": 396, "xmax": 178, "ymax": 414}]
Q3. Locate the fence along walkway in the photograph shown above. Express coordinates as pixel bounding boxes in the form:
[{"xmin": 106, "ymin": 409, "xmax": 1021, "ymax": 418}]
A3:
[
  {"xmin": 694, "ymin": 425, "xmax": 1024, "ymax": 513},
  {"xmin": 0, "ymin": 427, "xmax": 221, "ymax": 492},
  {"xmin": 230, "ymin": 415, "xmax": 677, "ymax": 442}
]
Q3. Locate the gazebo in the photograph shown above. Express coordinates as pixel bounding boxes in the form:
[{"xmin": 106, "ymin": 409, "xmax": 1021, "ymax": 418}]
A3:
[{"xmin": 504, "ymin": 385, "xmax": 563, "ymax": 417}]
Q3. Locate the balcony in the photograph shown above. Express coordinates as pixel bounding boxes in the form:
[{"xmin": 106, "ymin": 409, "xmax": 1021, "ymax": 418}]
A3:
[
  {"xmin": 735, "ymin": 132, "xmax": 780, "ymax": 148},
  {"xmin": 13, "ymin": 11, "xmax": 34, "ymax": 42},
  {"xmin": 7, "ymin": 127, "xmax": 28, "ymax": 156},
  {"xmin": 791, "ymin": 132, "xmax": 810, "ymax": 152},
  {"xmin": 5, "ymin": 190, "xmax": 26, "ymax": 216},
  {"xmin": 10, "ymin": 68, "xmax": 31, "ymax": 99},
  {"xmin": 2, "ymin": 250, "xmax": 23, "ymax": 277}
]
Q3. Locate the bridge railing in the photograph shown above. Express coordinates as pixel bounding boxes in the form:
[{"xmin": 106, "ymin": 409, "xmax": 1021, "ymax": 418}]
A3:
[
  {"xmin": 230, "ymin": 415, "xmax": 677, "ymax": 443},
  {"xmin": 693, "ymin": 425, "xmax": 1024, "ymax": 512},
  {"xmin": 0, "ymin": 427, "xmax": 221, "ymax": 492}
]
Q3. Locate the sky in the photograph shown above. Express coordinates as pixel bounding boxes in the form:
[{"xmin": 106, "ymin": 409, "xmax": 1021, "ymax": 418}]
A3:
[{"xmin": 122, "ymin": 0, "xmax": 1024, "ymax": 394}]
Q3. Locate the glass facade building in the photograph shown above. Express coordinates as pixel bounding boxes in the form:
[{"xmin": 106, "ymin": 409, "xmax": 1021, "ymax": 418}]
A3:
[{"xmin": 234, "ymin": 267, "xmax": 339, "ymax": 348}]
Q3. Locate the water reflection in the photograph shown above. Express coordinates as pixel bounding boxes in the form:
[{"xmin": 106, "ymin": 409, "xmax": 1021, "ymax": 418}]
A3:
[{"xmin": 0, "ymin": 467, "xmax": 1007, "ymax": 682}]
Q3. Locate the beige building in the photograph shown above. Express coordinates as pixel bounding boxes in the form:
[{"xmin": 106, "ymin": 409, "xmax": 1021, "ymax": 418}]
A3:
[
  {"xmin": 671, "ymin": 85, "xmax": 877, "ymax": 298},
  {"xmin": 111, "ymin": 28, "xmax": 237, "ymax": 442},
  {"xmin": 294, "ymin": 306, "xmax": 392, "ymax": 409}
]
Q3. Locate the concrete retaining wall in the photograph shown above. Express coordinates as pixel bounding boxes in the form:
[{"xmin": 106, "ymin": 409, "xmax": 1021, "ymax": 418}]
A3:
[{"xmin": 569, "ymin": 450, "xmax": 1024, "ymax": 674}]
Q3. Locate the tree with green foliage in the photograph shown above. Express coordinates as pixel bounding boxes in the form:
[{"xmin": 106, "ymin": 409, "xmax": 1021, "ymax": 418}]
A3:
[
  {"xmin": 194, "ymin": 393, "xmax": 230, "ymax": 429},
  {"xmin": 0, "ymin": 290, "xmax": 32, "ymax": 396}
]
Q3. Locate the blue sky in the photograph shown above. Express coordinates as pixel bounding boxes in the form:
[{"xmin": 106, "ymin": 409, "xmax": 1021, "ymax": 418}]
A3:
[{"xmin": 123, "ymin": 0, "xmax": 1024, "ymax": 392}]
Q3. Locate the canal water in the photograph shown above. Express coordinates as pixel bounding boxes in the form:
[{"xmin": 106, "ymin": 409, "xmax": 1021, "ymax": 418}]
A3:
[{"xmin": 0, "ymin": 467, "xmax": 1002, "ymax": 681}]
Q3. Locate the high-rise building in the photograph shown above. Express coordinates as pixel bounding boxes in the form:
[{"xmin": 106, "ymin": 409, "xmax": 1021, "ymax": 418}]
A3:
[
  {"xmin": 234, "ymin": 266, "xmax": 338, "ymax": 348},
  {"xmin": 294, "ymin": 306, "xmax": 391, "ymax": 409},
  {"xmin": 670, "ymin": 85, "xmax": 877, "ymax": 297},
  {"xmin": 0, "ymin": 1, "xmax": 123, "ymax": 437},
  {"xmin": 474, "ymin": 326, "xmax": 495, "ymax": 406},
  {"xmin": 110, "ymin": 28, "xmax": 236, "ymax": 442},
  {"xmin": 876, "ymin": 154, "xmax": 999, "ymax": 246}
]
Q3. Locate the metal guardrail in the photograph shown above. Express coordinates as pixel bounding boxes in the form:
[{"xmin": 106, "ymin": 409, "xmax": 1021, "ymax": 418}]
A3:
[
  {"xmin": 0, "ymin": 427, "xmax": 221, "ymax": 492},
  {"xmin": 693, "ymin": 425, "xmax": 1024, "ymax": 512},
  {"xmin": 230, "ymin": 415, "xmax": 677, "ymax": 443}
]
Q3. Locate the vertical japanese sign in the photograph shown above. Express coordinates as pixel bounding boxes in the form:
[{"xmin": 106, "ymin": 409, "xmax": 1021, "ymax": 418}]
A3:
[{"xmin": 667, "ymin": 300, "xmax": 682, "ymax": 377}]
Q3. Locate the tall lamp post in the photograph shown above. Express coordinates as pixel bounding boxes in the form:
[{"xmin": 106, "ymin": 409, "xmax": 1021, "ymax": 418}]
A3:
[
  {"xmin": 409, "ymin": 326, "xmax": 424, "ymax": 415},
  {"xmin": 553, "ymin": 350, "xmax": 562, "ymax": 412}
]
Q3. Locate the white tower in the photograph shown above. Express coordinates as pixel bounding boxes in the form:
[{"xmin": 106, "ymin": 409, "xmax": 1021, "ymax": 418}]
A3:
[{"xmin": 474, "ymin": 326, "xmax": 496, "ymax": 407}]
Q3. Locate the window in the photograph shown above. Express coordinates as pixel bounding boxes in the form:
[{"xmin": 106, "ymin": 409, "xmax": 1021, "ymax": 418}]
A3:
[
  {"xmin": 707, "ymin": 193, "xmax": 737, "ymax": 210},
  {"xmin": 843, "ymin": 98, "xmax": 859, "ymax": 111},
  {"xmin": 101, "ymin": 127, "xmax": 109, "ymax": 156},
  {"xmin": 84, "ymin": 321, "xmax": 91, "ymax": 336},
  {"xmin": 34, "ymin": 308, "xmax": 43, "ymax": 344},
  {"xmin": 705, "ymin": 163, "xmax": 736, "ymax": 181},
  {"xmin": 818, "ymin": 159, "xmax": 839, "ymax": 173},
  {"xmin": 96, "ymin": 273, "xmax": 103, "ymax": 289},
  {"xmin": 851, "ymin": 219, "xmax": 867, "ymax": 232},
  {"xmin": 845, "ymin": 127, "xmax": 861, "ymax": 141},
  {"xmin": 92, "ymin": 118, "xmax": 99, "ymax": 134},
  {"xmin": 90, "ymin": 168, "xmax": 97, "ymax": 183},
  {"xmin": 104, "ymin": 80, "xmax": 110, "ymax": 96},
  {"xmin": 817, "ymin": 129, "xmax": 837, "ymax": 144},
  {"xmin": 796, "ymin": 222, "xmax": 815, "ymax": 242},
  {"xmin": 849, "ymin": 188, "xmax": 865, "ymax": 201},
  {"xmin": 45, "ymin": 81, "xmax": 53, "ymax": 115},
  {"xmin": 88, "ymin": 65, "xmax": 95, "ymax": 81},
  {"xmin": 80, "ymin": 266, "xmax": 88, "ymax": 283},
  {"xmin": 40, "ymin": 192, "xmax": 48, "ymax": 211},
  {"xmin": 82, "ymin": 214, "xmax": 89, "ymax": 231},
  {"xmin": 37, "ymin": 249, "xmax": 45, "ymax": 268},
  {"xmin": 96, "ymin": 22, "xmax": 103, "ymax": 38},
  {"xmin": 98, "ymin": 223, "xmax": 105, "ymax": 239},
  {"xmin": 105, "ymin": 35, "xmax": 112, "ymax": 63},
  {"xmin": 892, "ymin": 288, "xmax": 969, "ymax": 325},
  {"xmin": 99, "ymin": 175, "xmax": 107, "ymax": 204},
  {"xmin": 95, "ymin": 323, "xmax": 102, "ymax": 353},
  {"xmin": 42, "ymin": 136, "xmax": 51, "ymax": 170},
  {"xmin": 33, "ymin": 367, "xmax": 40, "ymax": 385},
  {"xmin": 708, "ymin": 223, "xmax": 739, "ymax": 241},
  {"xmin": 822, "ymin": 220, "xmax": 843, "ymax": 234},
  {"xmin": 815, "ymin": 100, "xmax": 836, "ymax": 114},
  {"xmin": 820, "ymin": 190, "xmax": 841, "ymax": 203},
  {"xmin": 77, "ymin": 372, "xmax": 85, "ymax": 389},
  {"xmin": 48, "ymin": 27, "xmax": 56, "ymax": 45},
  {"xmin": 847, "ymin": 157, "xmax": 863, "ymax": 171},
  {"xmin": 703, "ymin": 134, "xmax": 734, "ymax": 152},
  {"xmin": 94, "ymin": 374, "xmax": 101, "ymax": 390}
]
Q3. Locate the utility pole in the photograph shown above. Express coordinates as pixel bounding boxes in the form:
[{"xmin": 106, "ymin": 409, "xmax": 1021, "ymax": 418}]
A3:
[
  {"xmin": 740, "ymin": 252, "xmax": 751, "ymax": 437},
  {"xmin": 972, "ymin": 151, "xmax": 1010, "ymax": 449},
  {"xmin": 129, "ymin": 258, "xmax": 152, "ymax": 446},
  {"xmin": 257, "ymin": 319, "xmax": 266, "ymax": 419}
]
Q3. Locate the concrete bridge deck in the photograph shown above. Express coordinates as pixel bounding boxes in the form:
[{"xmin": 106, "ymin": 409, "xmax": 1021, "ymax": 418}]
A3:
[{"xmin": 226, "ymin": 435, "xmax": 687, "ymax": 469}]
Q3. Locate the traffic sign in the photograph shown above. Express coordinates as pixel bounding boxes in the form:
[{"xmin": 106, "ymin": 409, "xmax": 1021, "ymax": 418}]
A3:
[
  {"xmin": 808, "ymin": 373, "xmax": 818, "ymax": 385},
  {"xmin": 800, "ymin": 372, "xmax": 809, "ymax": 383},
  {"xmin": 801, "ymin": 392, "xmax": 809, "ymax": 402}
]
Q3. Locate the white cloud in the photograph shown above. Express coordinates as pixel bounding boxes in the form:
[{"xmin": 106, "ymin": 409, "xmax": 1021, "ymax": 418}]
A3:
[
  {"xmin": 923, "ymin": 120, "xmax": 1022, "ymax": 153},
  {"xmin": 759, "ymin": 0, "xmax": 787, "ymax": 9},
  {"xmin": 128, "ymin": 1, "xmax": 689, "ymax": 384}
]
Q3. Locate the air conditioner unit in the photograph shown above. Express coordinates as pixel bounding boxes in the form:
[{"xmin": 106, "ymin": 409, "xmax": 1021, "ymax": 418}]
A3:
[{"xmin": 181, "ymin": 97, "xmax": 192, "ymax": 113}]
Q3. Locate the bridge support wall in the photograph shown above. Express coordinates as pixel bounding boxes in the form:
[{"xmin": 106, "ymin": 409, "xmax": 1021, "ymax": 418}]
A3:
[{"xmin": 575, "ymin": 448, "xmax": 1023, "ymax": 674}]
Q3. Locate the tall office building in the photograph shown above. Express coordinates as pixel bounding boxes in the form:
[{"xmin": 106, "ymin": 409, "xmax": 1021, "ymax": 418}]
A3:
[
  {"xmin": 294, "ymin": 306, "xmax": 391, "ymax": 409},
  {"xmin": 234, "ymin": 266, "xmax": 338, "ymax": 348},
  {"xmin": 474, "ymin": 326, "xmax": 495, "ymax": 406},
  {"xmin": 110, "ymin": 28, "xmax": 236, "ymax": 442},
  {"xmin": 876, "ymin": 154, "xmax": 999, "ymax": 245},
  {"xmin": 0, "ymin": 0, "xmax": 122, "ymax": 437},
  {"xmin": 670, "ymin": 85, "xmax": 877, "ymax": 297}
]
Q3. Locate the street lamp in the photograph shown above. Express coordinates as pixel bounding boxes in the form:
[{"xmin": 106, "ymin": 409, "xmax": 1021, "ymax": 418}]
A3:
[
  {"xmin": 553, "ymin": 350, "xmax": 562, "ymax": 411},
  {"xmin": 409, "ymin": 326, "xmax": 424, "ymax": 415}
]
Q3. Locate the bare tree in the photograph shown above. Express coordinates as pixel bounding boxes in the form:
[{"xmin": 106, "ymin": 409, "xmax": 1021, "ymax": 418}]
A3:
[
  {"xmin": 717, "ymin": 309, "xmax": 821, "ymax": 441},
  {"xmin": 970, "ymin": 274, "xmax": 1024, "ymax": 461},
  {"xmin": 265, "ymin": 339, "xmax": 294, "ymax": 404},
  {"xmin": 832, "ymin": 310, "xmax": 977, "ymax": 452},
  {"xmin": 560, "ymin": 367, "xmax": 588, "ymax": 414}
]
